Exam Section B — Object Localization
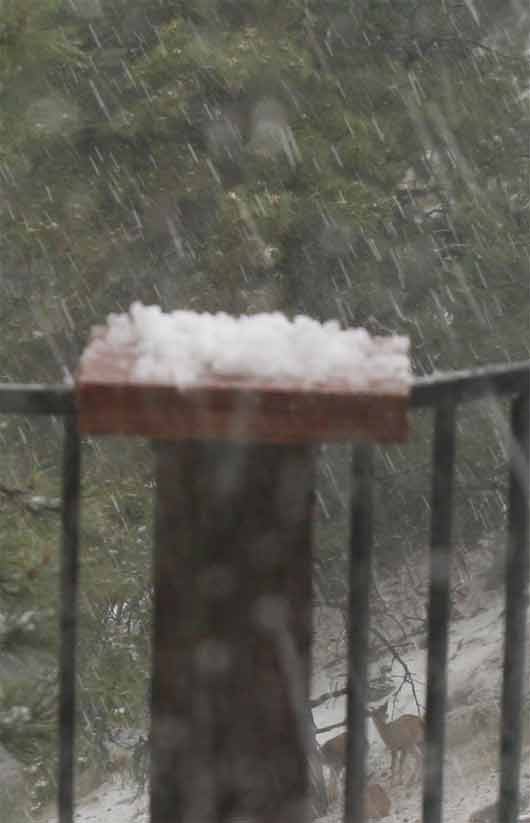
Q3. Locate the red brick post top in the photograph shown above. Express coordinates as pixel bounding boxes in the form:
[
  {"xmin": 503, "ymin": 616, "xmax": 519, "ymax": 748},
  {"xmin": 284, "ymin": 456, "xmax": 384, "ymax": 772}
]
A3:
[{"xmin": 76, "ymin": 306, "xmax": 411, "ymax": 443}]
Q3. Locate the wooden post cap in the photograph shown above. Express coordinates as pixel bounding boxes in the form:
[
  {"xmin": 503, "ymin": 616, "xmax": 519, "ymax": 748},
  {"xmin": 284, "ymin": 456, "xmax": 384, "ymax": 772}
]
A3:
[{"xmin": 76, "ymin": 305, "xmax": 411, "ymax": 443}]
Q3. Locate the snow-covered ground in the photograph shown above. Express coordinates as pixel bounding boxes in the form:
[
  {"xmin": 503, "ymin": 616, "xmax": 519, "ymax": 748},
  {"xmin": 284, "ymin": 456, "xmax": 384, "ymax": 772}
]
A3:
[
  {"xmin": 312, "ymin": 587, "xmax": 530, "ymax": 822},
  {"xmin": 42, "ymin": 782, "xmax": 147, "ymax": 823},
  {"xmin": 41, "ymin": 563, "xmax": 529, "ymax": 823}
]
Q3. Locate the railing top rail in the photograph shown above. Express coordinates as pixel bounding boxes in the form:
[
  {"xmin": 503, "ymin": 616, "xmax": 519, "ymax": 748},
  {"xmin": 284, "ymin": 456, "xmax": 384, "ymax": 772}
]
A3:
[
  {"xmin": 0, "ymin": 383, "xmax": 76, "ymax": 415},
  {"xmin": 0, "ymin": 358, "xmax": 528, "ymax": 417},
  {"xmin": 411, "ymin": 360, "xmax": 530, "ymax": 408}
]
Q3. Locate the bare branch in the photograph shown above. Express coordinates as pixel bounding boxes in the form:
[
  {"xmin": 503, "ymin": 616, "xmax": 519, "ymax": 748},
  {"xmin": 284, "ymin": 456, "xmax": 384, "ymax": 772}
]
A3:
[
  {"xmin": 370, "ymin": 627, "xmax": 422, "ymax": 714},
  {"xmin": 315, "ymin": 720, "xmax": 345, "ymax": 736}
]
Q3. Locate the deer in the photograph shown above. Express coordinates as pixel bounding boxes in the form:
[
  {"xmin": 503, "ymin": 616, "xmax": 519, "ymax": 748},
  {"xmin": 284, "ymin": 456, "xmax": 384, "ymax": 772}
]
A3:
[
  {"xmin": 365, "ymin": 782, "xmax": 391, "ymax": 819},
  {"xmin": 367, "ymin": 700, "xmax": 423, "ymax": 786},
  {"xmin": 320, "ymin": 731, "xmax": 390, "ymax": 818},
  {"xmin": 320, "ymin": 729, "xmax": 370, "ymax": 784},
  {"xmin": 320, "ymin": 730, "xmax": 348, "ymax": 785}
]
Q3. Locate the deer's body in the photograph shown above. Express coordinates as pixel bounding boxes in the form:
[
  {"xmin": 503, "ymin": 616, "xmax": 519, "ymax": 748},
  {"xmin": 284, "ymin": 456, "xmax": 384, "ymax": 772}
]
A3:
[
  {"xmin": 365, "ymin": 782, "xmax": 391, "ymax": 819},
  {"xmin": 320, "ymin": 732, "xmax": 390, "ymax": 817},
  {"xmin": 368, "ymin": 701, "xmax": 423, "ymax": 785},
  {"xmin": 320, "ymin": 731, "xmax": 347, "ymax": 781}
]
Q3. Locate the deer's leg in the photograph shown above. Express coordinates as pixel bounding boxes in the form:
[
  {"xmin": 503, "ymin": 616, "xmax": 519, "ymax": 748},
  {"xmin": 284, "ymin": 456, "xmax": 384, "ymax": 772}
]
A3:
[
  {"xmin": 408, "ymin": 748, "xmax": 419, "ymax": 785},
  {"xmin": 404, "ymin": 745, "xmax": 421, "ymax": 786},
  {"xmin": 390, "ymin": 750, "xmax": 397, "ymax": 785},
  {"xmin": 399, "ymin": 749, "xmax": 407, "ymax": 784},
  {"xmin": 415, "ymin": 743, "xmax": 423, "ymax": 775},
  {"xmin": 328, "ymin": 767, "xmax": 339, "ymax": 804}
]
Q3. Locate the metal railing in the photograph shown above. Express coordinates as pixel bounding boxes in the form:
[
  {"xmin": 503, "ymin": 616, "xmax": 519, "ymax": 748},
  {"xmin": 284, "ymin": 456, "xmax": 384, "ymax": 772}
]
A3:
[
  {"xmin": 346, "ymin": 361, "xmax": 529, "ymax": 823},
  {"xmin": 0, "ymin": 359, "xmax": 528, "ymax": 823}
]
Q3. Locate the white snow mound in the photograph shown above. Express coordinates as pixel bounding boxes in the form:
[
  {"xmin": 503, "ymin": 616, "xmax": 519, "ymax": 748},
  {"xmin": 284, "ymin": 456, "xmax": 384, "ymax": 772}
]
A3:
[{"xmin": 82, "ymin": 302, "xmax": 411, "ymax": 390}]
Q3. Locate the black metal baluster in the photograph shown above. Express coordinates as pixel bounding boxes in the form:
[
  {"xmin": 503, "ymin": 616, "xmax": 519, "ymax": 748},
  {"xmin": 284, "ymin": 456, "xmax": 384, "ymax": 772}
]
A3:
[
  {"xmin": 498, "ymin": 377, "xmax": 530, "ymax": 823},
  {"xmin": 58, "ymin": 416, "xmax": 81, "ymax": 823},
  {"xmin": 423, "ymin": 401, "xmax": 456, "ymax": 823},
  {"xmin": 345, "ymin": 443, "xmax": 373, "ymax": 823}
]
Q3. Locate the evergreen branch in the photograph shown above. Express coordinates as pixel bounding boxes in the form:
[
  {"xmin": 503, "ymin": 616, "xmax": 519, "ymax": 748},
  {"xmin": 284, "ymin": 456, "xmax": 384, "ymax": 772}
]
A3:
[{"xmin": 0, "ymin": 483, "xmax": 61, "ymax": 514}]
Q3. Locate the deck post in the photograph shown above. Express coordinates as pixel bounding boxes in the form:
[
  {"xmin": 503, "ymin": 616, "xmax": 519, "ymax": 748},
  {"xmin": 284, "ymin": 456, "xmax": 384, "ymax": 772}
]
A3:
[
  {"xmin": 151, "ymin": 440, "xmax": 315, "ymax": 823},
  {"xmin": 77, "ymin": 316, "xmax": 409, "ymax": 823}
]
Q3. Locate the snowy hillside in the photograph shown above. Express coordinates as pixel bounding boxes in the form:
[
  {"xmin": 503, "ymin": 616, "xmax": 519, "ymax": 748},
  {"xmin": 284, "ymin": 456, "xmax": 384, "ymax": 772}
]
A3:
[
  {"xmin": 313, "ymin": 594, "xmax": 530, "ymax": 822},
  {"xmin": 41, "ymin": 552, "xmax": 529, "ymax": 823}
]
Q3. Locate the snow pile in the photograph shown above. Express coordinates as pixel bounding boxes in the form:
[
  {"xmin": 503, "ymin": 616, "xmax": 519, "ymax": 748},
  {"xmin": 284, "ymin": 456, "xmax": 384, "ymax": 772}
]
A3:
[{"xmin": 81, "ymin": 302, "xmax": 411, "ymax": 390}]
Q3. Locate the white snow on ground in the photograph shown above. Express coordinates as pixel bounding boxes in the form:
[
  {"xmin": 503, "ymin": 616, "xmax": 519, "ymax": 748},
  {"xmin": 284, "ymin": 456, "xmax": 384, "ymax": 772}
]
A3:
[
  {"xmin": 40, "ymin": 576, "xmax": 529, "ymax": 823},
  {"xmin": 41, "ymin": 782, "xmax": 147, "ymax": 823},
  {"xmin": 81, "ymin": 303, "xmax": 411, "ymax": 390},
  {"xmin": 312, "ymin": 589, "xmax": 530, "ymax": 823}
]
